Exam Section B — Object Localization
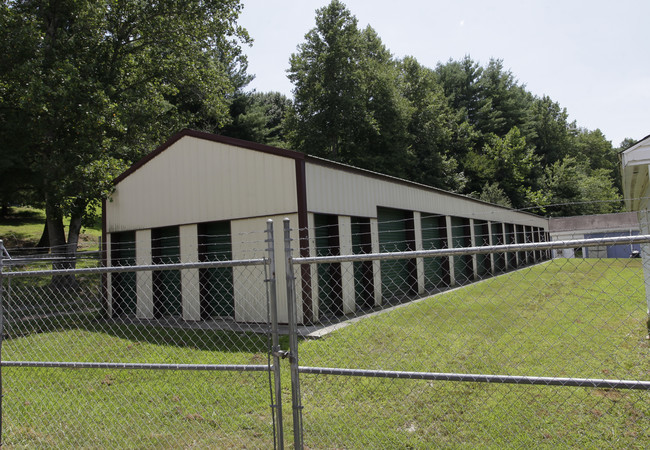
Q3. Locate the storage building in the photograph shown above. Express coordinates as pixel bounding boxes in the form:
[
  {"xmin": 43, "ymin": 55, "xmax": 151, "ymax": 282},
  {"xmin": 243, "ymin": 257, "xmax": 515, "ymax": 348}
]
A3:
[{"xmin": 104, "ymin": 129, "xmax": 550, "ymax": 324}]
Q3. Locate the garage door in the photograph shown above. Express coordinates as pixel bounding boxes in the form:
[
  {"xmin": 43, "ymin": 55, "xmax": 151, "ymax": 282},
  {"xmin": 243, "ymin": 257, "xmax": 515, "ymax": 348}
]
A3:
[
  {"xmin": 421, "ymin": 214, "xmax": 448, "ymax": 289},
  {"xmin": 378, "ymin": 207, "xmax": 415, "ymax": 299},
  {"xmin": 198, "ymin": 221, "xmax": 234, "ymax": 318},
  {"xmin": 451, "ymin": 216, "xmax": 472, "ymax": 284},
  {"xmin": 491, "ymin": 222, "xmax": 506, "ymax": 273},
  {"xmin": 152, "ymin": 226, "xmax": 182, "ymax": 318},
  {"xmin": 351, "ymin": 217, "xmax": 373, "ymax": 308},
  {"xmin": 314, "ymin": 214, "xmax": 342, "ymax": 317},
  {"xmin": 111, "ymin": 231, "xmax": 136, "ymax": 317},
  {"xmin": 474, "ymin": 220, "xmax": 491, "ymax": 278}
]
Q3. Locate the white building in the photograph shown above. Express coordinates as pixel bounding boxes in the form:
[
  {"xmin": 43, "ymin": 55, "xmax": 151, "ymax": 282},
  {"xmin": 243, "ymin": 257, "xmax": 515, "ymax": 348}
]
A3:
[
  {"xmin": 104, "ymin": 129, "xmax": 550, "ymax": 324},
  {"xmin": 620, "ymin": 133, "xmax": 650, "ymax": 313}
]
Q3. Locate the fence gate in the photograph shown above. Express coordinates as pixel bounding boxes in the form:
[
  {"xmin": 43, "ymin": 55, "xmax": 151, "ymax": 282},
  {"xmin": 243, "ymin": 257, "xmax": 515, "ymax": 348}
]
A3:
[
  {"xmin": 283, "ymin": 218, "xmax": 650, "ymax": 448},
  {"xmin": 0, "ymin": 220, "xmax": 285, "ymax": 448}
]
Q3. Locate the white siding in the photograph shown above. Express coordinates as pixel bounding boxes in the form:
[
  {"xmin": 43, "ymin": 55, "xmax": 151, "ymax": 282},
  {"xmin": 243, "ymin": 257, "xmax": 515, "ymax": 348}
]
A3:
[
  {"xmin": 231, "ymin": 214, "xmax": 302, "ymax": 324},
  {"xmin": 305, "ymin": 162, "xmax": 547, "ymax": 228},
  {"xmin": 106, "ymin": 136, "xmax": 298, "ymax": 232}
]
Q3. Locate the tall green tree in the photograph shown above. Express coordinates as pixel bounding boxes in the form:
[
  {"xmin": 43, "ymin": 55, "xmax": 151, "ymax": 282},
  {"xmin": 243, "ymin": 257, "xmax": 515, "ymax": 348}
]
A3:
[
  {"xmin": 528, "ymin": 95, "xmax": 576, "ymax": 166},
  {"xmin": 286, "ymin": 0, "xmax": 365, "ymax": 160},
  {"xmin": 220, "ymin": 91, "xmax": 291, "ymax": 147},
  {"xmin": 399, "ymin": 56, "xmax": 465, "ymax": 191},
  {"xmin": 465, "ymin": 127, "xmax": 541, "ymax": 208},
  {"xmin": 286, "ymin": 0, "xmax": 412, "ymax": 176},
  {"xmin": 1, "ymin": 0, "xmax": 250, "ymax": 263}
]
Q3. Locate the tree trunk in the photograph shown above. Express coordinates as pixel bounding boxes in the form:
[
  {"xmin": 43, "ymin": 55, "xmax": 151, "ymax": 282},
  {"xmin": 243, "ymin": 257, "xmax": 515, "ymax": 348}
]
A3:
[
  {"xmin": 1, "ymin": 200, "xmax": 8, "ymax": 219},
  {"xmin": 46, "ymin": 197, "xmax": 77, "ymax": 290},
  {"xmin": 36, "ymin": 222, "xmax": 50, "ymax": 253}
]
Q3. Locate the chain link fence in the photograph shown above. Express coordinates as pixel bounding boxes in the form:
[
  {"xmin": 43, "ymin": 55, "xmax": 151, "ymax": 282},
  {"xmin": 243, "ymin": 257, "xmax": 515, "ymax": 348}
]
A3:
[
  {"xmin": 0, "ymin": 224, "xmax": 283, "ymax": 448},
  {"xmin": 287, "ymin": 217, "xmax": 650, "ymax": 448},
  {"xmin": 1, "ymin": 216, "xmax": 650, "ymax": 448}
]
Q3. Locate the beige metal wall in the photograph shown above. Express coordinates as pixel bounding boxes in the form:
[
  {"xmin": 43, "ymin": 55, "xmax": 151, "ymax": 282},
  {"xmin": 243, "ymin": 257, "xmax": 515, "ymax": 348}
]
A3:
[
  {"xmin": 106, "ymin": 136, "xmax": 298, "ymax": 232},
  {"xmin": 231, "ymin": 214, "xmax": 302, "ymax": 324},
  {"xmin": 305, "ymin": 162, "xmax": 548, "ymax": 229}
]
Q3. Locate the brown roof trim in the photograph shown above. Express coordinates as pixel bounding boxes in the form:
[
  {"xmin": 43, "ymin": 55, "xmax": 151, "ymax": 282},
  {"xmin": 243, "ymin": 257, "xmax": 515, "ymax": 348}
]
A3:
[{"xmin": 112, "ymin": 129, "xmax": 305, "ymax": 185}]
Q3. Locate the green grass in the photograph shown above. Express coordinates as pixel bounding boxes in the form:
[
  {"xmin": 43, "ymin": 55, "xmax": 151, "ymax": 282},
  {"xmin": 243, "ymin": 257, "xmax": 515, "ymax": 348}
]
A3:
[
  {"xmin": 296, "ymin": 258, "xmax": 650, "ymax": 448},
  {"xmin": 0, "ymin": 206, "xmax": 101, "ymax": 250},
  {"xmin": 1, "ymin": 259, "xmax": 649, "ymax": 448}
]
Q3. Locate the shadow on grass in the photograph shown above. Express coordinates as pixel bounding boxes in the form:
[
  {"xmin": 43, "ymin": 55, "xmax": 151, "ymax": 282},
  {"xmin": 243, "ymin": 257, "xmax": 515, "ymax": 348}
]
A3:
[
  {"xmin": 4, "ymin": 311, "xmax": 271, "ymax": 354},
  {"xmin": 1, "ymin": 207, "xmax": 46, "ymax": 224}
]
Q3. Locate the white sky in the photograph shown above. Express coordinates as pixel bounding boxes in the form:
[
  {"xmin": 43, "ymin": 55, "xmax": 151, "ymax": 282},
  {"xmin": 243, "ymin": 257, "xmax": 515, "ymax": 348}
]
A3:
[{"xmin": 239, "ymin": 0, "xmax": 650, "ymax": 147}]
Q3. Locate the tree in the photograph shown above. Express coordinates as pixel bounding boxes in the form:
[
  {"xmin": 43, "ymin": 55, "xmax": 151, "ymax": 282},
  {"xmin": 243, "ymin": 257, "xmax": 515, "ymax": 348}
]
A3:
[
  {"xmin": 286, "ymin": 0, "xmax": 365, "ymax": 160},
  {"xmin": 528, "ymin": 95, "xmax": 575, "ymax": 166},
  {"xmin": 477, "ymin": 182, "xmax": 512, "ymax": 208},
  {"xmin": 540, "ymin": 157, "xmax": 621, "ymax": 216},
  {"xmin": 1, "ymin": 0, "xmax": 250, "ymax": 272},
  {"xmin": 573, "ymin": 128, "xmax": 619, "ymax": 190},
  {"xmin": 399, "ymin": 56, "xmax": 466, "ymax": 191},
  {"xmin": 220, "ymin": 91, "xmax": 292, "ymax": 147},
  {"xmin": 464, "ymin": 127, "xmax": 541, "ymax": 208},
  {"xmin": 286, "ymin": 0, "xmax": 412, "ymax": 177}
]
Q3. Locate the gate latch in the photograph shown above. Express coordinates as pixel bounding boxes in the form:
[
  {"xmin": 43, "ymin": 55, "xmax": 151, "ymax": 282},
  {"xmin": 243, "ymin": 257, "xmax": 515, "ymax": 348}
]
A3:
[{"xmin": 272, "ymin": 347, "xmax": 290, "ymax": 359}]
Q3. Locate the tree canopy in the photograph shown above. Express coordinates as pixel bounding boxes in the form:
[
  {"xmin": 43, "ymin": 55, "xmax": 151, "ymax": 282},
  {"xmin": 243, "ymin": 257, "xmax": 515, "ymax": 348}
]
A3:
[
  {"xmin": 281, "ymin": 0, "xmax": 628, "ymax": 216},
  {"xmin": 1, "ymin": 0, "xmax": 636, "ymax": 261},
  {"xmin": 1, "ymin": 0, "xmax": 250, "ymax": 256}
]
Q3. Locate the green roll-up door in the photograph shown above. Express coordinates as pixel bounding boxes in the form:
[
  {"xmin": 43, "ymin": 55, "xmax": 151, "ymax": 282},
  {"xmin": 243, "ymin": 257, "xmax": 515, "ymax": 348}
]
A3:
[
  {"xmin": 351, "ymin": 217, "xmax": 373, "ymax": 308},
  {"xmin": 451, "ymin": 217, "xmax": 472, "ymax": 284},
  {"xmin": 111, "ymin": 231, "xmax": 136, "ymax": 317},
  {"xmin": 505, "ymin": 223, "xmax": 516, "ymax": 269},
  {"xmin": 378, "ymin": 207, "xmax": 414, "ymax": 299},
  {"xmin": 421, "ymin": 214, "xmax": 447, "ymax": 289},
  {"xmin": 491, "ymin": 223, "xmax": 506, "ymax": 273},
  {"xmin": 516, "ymin": 225, "xmax": 526, "ymax": 266},
  {"xmin": 198, "ymin": 221, "xmax": 233, "ymax": 318},
  {"xmin": 315, "ymin": 214, "xmax": 342, "ymax": 317},
  {"xmin": 474, "ymin": 220, "xmax": 491, "ymax": 278},
  {"xmin": 152, "ymin": 226, "xmax": 182, "ymax": 318},
  {"xmin": 524, "ymin": 226, "xmax": 533, "ymax": 264}
]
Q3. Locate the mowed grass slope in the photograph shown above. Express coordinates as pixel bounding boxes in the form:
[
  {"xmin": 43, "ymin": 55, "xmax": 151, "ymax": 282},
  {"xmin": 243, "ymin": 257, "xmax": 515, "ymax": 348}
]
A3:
[
  {"xmin": 298, "ymin": 258, "xmax": 650, "ymax": 448},
  {"xmin": 2, "ymin": 259, "xmax": 649, "ymax": 448}
]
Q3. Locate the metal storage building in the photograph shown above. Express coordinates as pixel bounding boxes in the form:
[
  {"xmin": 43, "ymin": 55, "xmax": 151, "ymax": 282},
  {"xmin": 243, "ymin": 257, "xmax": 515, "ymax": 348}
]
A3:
[
  {"xmin": 104, "ymin": 129, "xmax": 549, "ymax": 324},
  {"xmin": 548, "ymin": 213, "xmax": 640, "ymax": 258}
]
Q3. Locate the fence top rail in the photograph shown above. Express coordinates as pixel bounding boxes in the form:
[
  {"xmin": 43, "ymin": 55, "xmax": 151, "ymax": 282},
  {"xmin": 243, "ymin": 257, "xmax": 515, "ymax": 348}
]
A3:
[
  {"xmin": 1, "ymin": 257, "xmax": 267, "ymax": 278},
  {"xmin": 293, "ymin": 234, "xmax": 650, "ymax": 265}
]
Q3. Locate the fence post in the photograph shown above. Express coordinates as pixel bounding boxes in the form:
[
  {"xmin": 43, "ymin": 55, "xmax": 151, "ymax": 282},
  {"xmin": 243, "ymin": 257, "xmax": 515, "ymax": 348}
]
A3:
[
  {"xmin": 283, "ymin": 219, "xmax": 304, "ymax": 449},
  {"xmin": 0, "ymin": 239, "xmax": 5, "ymax": 445},
  {"xmin": 266, "ymin": 220, "xmax": 284, "ymax": 449}
]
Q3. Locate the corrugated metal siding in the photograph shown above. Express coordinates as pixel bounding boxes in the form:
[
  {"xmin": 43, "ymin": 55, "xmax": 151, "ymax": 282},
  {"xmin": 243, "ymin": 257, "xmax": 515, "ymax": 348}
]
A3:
[
  {"xmin": 305, "ymin": 162, "xmax": 547, "ymax": 228},
  {"xmin": 106, "ymin": 136, "xmax": 298, "ymax": 232},
  {"xmin": 230, "ymin": 213, "xmax": 301, "ymax": 324}
]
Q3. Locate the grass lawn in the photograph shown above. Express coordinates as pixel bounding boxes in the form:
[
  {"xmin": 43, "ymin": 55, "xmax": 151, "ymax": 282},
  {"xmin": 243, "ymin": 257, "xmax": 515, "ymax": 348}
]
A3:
[
  {"xmin": 0, "ymin": 206, "xmax": 101, "ymax": 251},
  {"xmin": 1, "ymin": 259, "xmax": 649, "ymax": 448}
]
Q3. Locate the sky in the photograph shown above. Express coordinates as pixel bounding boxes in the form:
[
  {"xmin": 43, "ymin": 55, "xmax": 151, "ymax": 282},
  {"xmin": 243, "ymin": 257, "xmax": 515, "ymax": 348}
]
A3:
[{"xmin": 238, "ymin": 0, "xmax": 650, "ymax": 147}]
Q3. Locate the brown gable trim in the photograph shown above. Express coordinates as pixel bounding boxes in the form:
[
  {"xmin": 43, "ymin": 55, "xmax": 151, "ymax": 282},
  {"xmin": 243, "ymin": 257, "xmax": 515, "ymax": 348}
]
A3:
[{"xmin": 112, "ymin": 129, "xmax": 305, "ymax": 185}]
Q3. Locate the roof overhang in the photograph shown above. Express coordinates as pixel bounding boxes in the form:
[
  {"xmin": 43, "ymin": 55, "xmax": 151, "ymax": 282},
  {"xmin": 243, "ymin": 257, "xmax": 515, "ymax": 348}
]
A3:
[{"xmin": 621, "ymin": 134, "xmax": 650, "ymax": 211}]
